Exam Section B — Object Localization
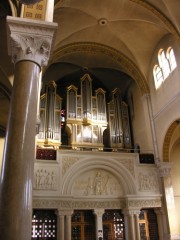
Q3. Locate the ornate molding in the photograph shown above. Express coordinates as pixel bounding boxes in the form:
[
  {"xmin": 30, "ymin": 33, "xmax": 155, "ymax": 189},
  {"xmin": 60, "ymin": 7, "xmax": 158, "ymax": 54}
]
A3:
[
  {"xmin": 6, "ymin": 16, "xmax": 57, "ymax": 67},
  {"xmin": 33, "ymin": 198, "xmax": 125, "ymax": 209},
  {"xmin": 127, "ymin": 198, "xmax": 161, "ymax": 208}
]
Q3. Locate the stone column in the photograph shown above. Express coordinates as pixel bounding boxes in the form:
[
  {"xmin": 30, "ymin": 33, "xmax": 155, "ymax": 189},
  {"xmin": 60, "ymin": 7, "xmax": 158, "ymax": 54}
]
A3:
[
  {"xmin": 94, "ymin": 209, "xmax": 104, "ymax": 240},
  {"xmin": 56, "ymin": 210, "xmax": 65, "ymax": 240},
  {"xmin": 134, "ymin": 210, "xmax": 141, "ymax": 240},
  {"xmin": 122, "ymin": 211, "xmax": 129, "ymax": 240},
  {"xmin": 154, "ymin": 208, "xmax": 167, "ymax": 240},
  {"xmin": 0, "ymin": 16, "xmax": 57, "ymax": 240},
  {"xmin": 65, "ymin": 210, "xmax": 73, "ymax": 240},
  {"xmin": 127, "ymin": 211, "xmax": 136, "ymax": 240},
  {"xmin": 158, "ymin": 162, "xmax": 179, "ymax": 240}
]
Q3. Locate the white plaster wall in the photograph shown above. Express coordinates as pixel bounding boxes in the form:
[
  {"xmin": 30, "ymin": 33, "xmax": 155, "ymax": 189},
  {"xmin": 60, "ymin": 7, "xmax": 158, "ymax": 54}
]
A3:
[{"xmin": 148, "ymin": 34, "xmax": 180, "ymax": 160}]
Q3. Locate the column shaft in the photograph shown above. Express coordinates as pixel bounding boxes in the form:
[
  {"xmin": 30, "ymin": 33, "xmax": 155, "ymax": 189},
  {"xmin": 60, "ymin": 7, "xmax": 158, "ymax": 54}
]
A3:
[
  {"xmin": 128, "ymin": 213, "xmax": 136, "ymax": 240},
  {"xmin": 0, "ymin": 61, "xmax": 40, "ymax": 240},
  {"xmin": 65, "ymin": 215, "xmax": 72, "ymax": 240},
  {"xmin": 94, "ymin": 209, "xmax": 104, "ymax": 240},
  {"xmin": 134, "ymin": 214, "xmax": 141, "ymax": 240}
]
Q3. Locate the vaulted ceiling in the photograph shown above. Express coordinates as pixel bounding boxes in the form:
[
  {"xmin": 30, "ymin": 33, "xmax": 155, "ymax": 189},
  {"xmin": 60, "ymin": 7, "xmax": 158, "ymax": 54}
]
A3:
[{"xmin": 0, "ymin": 0, "xmax": 180, "ymax": 135}]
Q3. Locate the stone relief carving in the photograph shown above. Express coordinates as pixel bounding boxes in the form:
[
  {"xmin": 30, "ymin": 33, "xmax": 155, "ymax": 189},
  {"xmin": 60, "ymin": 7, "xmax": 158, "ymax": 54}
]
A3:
[
  {"xmin": 72, "ymin": 170, "xmax": 123, "ymax": 196},
  {"xmin": 33, "ymin": 199, "xmax": 124, "ymax": 210},
  {"xmin": 7, "ymin": 17, "xmax": 57, "ymax": 66},
  {"xmin": 62, "ymin": 156, "xmax": 79, "ymax": 176},
  {"xmin": 138, "ymin": 171, "xmax": 159, "ymax": 191},
  {"xmin": 119, "ymin": 158, "xmax": 135, "ymax": 177},
  {"xmin": 127, "ymin": 199, "xmax": 161, "ymax": 208},
  {"xmin": 10, "ymin": 33, "xmax": 50, "ymax": 66},
  {"xmin": 158, "ymin": 165, "xmax": 172, "ymax": 177},
  {"xmin": 34, "ymin": 168, "xmax": 57, "ymax": 190}
]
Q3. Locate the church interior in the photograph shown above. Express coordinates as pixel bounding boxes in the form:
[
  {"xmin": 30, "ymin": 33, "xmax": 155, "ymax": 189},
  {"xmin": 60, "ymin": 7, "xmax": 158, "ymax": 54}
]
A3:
[{"xmin": 0, "ymin": 0, "xmax": 180, "ymax": 240}]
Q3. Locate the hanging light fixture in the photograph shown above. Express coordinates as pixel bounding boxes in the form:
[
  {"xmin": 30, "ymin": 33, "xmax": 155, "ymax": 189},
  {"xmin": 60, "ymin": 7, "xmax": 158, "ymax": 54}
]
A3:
[{"xmin": 18, "ymin": 0, "xmax": 41, "ymax": 5}]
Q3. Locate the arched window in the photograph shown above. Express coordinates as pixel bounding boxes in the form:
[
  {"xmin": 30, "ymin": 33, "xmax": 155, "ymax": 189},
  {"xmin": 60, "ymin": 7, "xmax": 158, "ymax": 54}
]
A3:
[
  {"xmin": 153, "ymin": 65, "xmax": 163, "ymax": 89},
  {"xmin": 158, "ymin": 49, "xmax": 170, "ymax": 79},
  {"xmin": 166, "ymin": 47, "xmax": 177, "ymax": 71}
]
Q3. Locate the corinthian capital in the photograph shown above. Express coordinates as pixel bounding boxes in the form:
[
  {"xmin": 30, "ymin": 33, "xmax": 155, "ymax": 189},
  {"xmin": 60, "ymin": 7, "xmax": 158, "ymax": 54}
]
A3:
[{"xmin": 7, "ymin": 16, "xmax": 57, "ymax": 67}]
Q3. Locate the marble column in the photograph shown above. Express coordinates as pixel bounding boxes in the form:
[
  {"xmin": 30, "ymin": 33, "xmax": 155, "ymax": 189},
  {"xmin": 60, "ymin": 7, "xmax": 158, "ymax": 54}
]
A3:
[
  {"xmin": 0, "ymin": 16, "xmax": 57, "ymax": 240},
  {"xmin": 128, "ymin": 211, "xmax": 136, "ymax": 240},
  {"xmin": 94, "ymin": 209, "xmax": 104, "ymax": 240},
  {"xmin": 158, "ymin": 162, "xmax": 179, "ymax": 240},
  {"xmin": 154, "ymin": 208, "xmax": 167, "ymax": 240},
  {"xmin": 56, "ymin": 210, "xmax": 65, "ymax": 240},
  {"xmin": 122, "ymin": 210, "xmax": 129, "ymax": 240},
  {"xmin": 134, "ymin": 210, "xmax": 141, "ymax": 240},
  {"xmin": 65, "ymin": 210, "xmax": 73, "ymax": 240}
]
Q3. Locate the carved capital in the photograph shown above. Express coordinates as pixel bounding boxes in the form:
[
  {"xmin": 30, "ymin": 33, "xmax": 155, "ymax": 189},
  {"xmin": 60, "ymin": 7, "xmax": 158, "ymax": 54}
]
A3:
[
  {"xmin": 57, "ymin": 209, "xmax": 74, "ymax": 216},
  {"xmin": 157, "ymin": 162, "xmax": 172, "ymax": 177},
  {"xmin": 7, "ymin": 16, "xmax": 57, "ymax": 67},
  {"xmin": 93, "ymin": 208, "xmax": 105, "ymax": 217}
]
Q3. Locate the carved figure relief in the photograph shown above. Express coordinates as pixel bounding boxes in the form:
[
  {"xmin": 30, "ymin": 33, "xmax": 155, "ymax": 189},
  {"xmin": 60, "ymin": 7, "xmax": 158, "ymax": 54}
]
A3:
[
  {"xmin": 72, "ymin": 170, "xmax": 123, "ymax": 196},
  {"xmin": 34, "ymin": 168, "xmax": 57, "ymax": 190},
  {"xmin": 138, "ymin": 171, "xmax": 159, "ymax": 191}
]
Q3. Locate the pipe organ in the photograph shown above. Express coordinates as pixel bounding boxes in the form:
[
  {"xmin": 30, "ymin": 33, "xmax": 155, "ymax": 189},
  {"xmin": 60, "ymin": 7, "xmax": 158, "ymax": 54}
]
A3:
[
  {"xmin": 108, "ymin": 89, "xmax": 131, "ymax": 149},
  {"xmin": 66, "ymin": 74, "xmax": 107, "ymax": 150},
  {"xmin": 37, "ymin": 81, "xmax": 62, "ymax": 147},
  {"xmin": 37, "ymin": 74, "xmax": 132, "ymax": 150}
]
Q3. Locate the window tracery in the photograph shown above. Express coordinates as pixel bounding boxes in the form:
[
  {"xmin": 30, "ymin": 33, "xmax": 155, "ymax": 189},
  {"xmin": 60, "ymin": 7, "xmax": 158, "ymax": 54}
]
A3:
[{"xmin": 153, "ymin": 47, "xmax": 177, "ymax": 89}]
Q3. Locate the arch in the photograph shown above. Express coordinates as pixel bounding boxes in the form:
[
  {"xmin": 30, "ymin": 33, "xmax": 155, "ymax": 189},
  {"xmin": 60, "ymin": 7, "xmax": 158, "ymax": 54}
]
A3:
[
  {"xmin": 61, "ymin": 156, "xmax": 137, "ymax": 196},
  {"xmin": 48, "ymin": 42, "xmax": 149, "ymax": 95},
  {"xmin": 163, "ymin": 120, "xmax": 180, "ymax": 162}
]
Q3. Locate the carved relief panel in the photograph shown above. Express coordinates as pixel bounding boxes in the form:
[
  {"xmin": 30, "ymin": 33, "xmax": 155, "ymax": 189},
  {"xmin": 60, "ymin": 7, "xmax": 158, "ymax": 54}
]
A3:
[
  {"xmin": 34, "ymin": 166, "xmax": 58, "ymax": 191},
  {"xmin": 72, "ymin": 169, "xmax": 123, "ymax": 197},
  {"xmin": 138, "ymin": 168, "xmax": 159, "ymax": 192}
]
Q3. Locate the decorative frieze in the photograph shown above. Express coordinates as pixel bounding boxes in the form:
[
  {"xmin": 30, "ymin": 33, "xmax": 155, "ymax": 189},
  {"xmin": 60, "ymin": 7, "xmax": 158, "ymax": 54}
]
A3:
[
  {"xmin": 33, "ymin": 198, "xmax": 125, "ymax": 209},
  {"xmin": 127, "ymin": 198, "xmax": 161, "ymax": 208}
]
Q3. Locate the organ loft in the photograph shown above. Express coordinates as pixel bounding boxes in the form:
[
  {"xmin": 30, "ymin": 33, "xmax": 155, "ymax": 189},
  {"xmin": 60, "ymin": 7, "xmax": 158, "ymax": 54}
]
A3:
[{"xmin": 36, "ymin": 73, "xmax": 132, "ymax": 151}]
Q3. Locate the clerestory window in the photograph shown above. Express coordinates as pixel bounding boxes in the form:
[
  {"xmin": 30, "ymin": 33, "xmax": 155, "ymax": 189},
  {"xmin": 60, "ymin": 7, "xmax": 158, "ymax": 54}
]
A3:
[{"xmin": 153, "ymin": 47, "xmax": 177, "ymax": 89}]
